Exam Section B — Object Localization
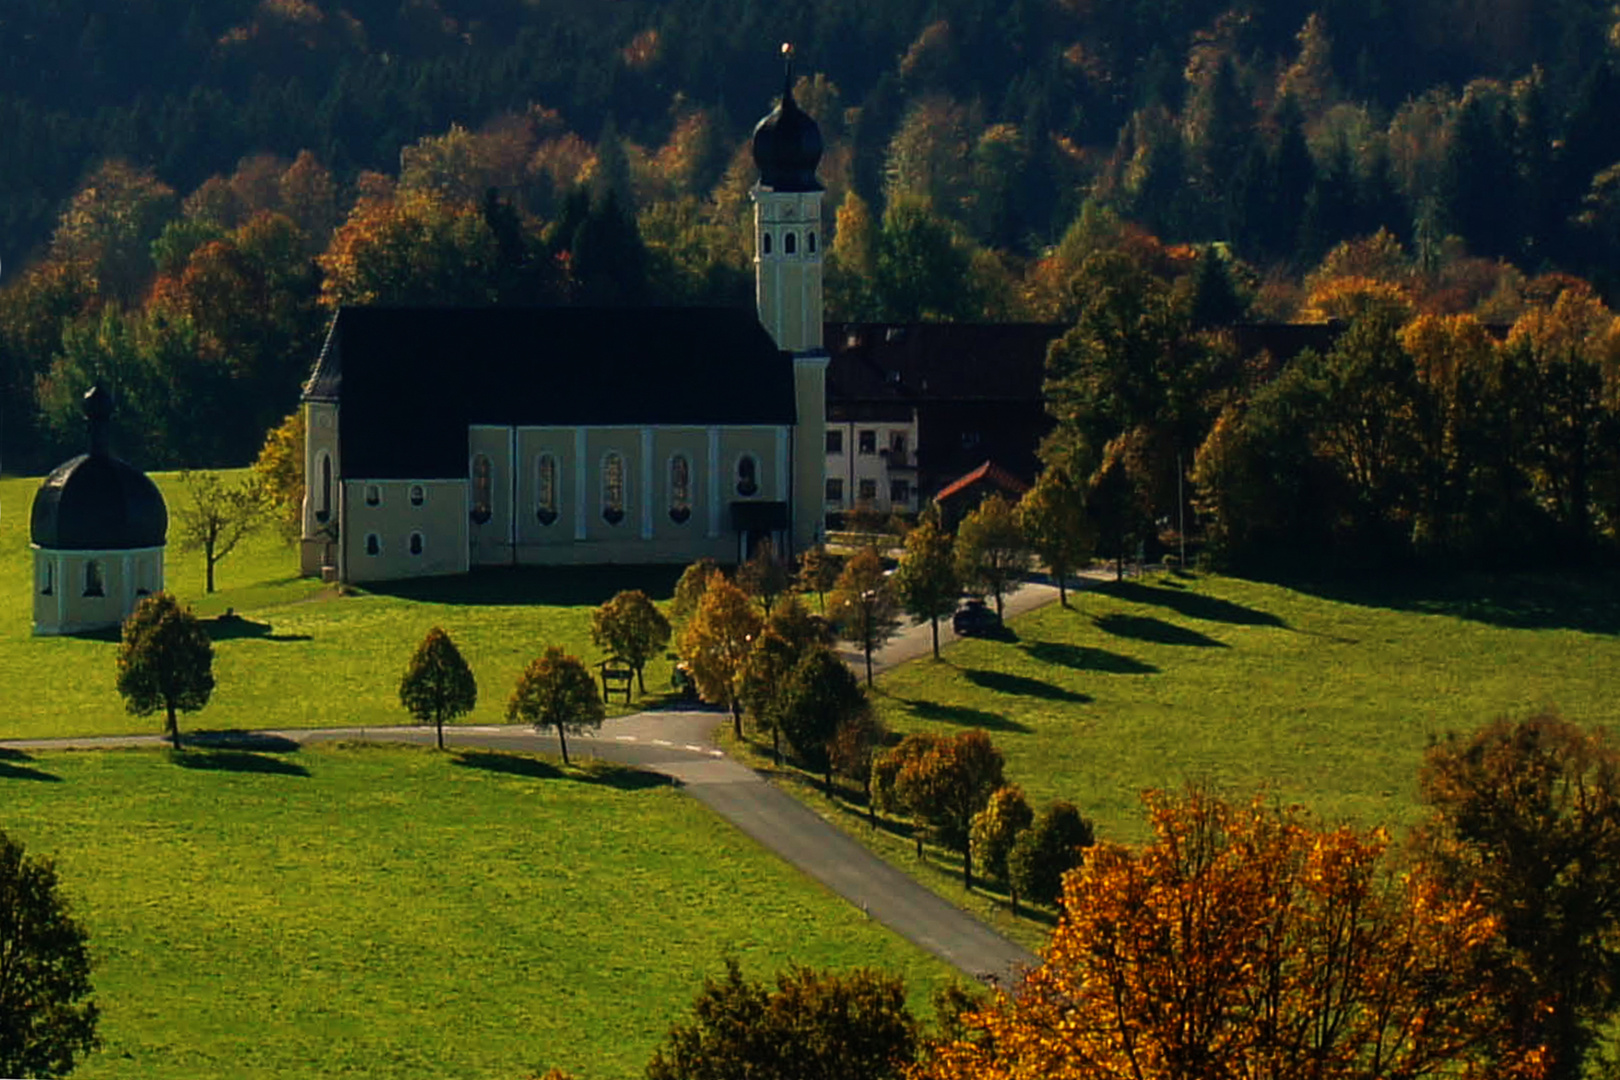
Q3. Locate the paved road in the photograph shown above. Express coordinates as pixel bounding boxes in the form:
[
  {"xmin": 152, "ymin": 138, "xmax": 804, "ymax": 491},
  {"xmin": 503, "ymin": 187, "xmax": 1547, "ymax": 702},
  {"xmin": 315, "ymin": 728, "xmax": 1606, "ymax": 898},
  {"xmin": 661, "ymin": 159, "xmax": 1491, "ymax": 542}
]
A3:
[{"xmin": 2, "ymin": 576, "xmax": 1106, "ymax": 985}]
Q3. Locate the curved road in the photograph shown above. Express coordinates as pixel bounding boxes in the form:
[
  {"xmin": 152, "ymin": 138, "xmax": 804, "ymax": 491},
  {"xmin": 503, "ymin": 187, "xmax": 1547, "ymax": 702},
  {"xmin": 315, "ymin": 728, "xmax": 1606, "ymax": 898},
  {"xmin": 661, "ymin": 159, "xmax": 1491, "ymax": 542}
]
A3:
[{"xmin": 3, "ymin": 580, "xmax": 1090, "ymax": 986}]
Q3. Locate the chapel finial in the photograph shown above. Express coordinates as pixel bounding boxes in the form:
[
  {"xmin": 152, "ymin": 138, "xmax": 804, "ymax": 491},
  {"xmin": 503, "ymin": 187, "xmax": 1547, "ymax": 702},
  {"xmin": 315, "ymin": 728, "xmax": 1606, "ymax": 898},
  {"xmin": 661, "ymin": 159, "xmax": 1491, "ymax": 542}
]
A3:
[
  {"xmin": 782, "ymin": 42, "xmax": 795, "ymax": 99},
  {"xmin": 83, "ymin": 385, "xmax": 112, "ymax": 458}
]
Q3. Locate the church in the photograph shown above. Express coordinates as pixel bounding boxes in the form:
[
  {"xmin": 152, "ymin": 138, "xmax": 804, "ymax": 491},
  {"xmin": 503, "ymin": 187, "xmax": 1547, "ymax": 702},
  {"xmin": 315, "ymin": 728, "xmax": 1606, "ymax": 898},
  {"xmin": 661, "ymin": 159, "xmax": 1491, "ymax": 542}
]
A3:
[{"xmin": 300, "ymin": 61, "xmax": 828, "ymax": 584}]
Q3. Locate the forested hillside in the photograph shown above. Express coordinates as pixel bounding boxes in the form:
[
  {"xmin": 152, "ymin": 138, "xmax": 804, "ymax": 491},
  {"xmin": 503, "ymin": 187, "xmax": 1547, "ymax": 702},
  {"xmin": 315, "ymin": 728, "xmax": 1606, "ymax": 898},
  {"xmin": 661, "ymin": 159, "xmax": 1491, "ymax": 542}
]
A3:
[{"xmin": 2, "ymin": 0, "xmax": 1619, "ymax": 475}]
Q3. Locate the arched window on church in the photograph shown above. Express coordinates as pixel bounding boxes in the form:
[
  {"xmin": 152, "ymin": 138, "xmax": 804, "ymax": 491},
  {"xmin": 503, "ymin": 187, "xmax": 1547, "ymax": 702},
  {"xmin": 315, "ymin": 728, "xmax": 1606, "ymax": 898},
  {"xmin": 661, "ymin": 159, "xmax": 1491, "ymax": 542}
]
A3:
[
  {"xmin": 669, "ymin": 455, "xmax": 692, "ymax": 524},
  {"xmin": 736, "ymin": 454, "xmax": 759, "ymax": 497},
  {"xmin": 317, "ymin": 453, "xmax": 332, "ymax": 523},
  {"xmin": 784, "ymin": 232, "xmax": 797, "ymax": 255},
  {"xmin": 84, "ymin": 560, "xmax": 104, "ymax": 598},
  {"xmin": 409, "ymin": 532, "xmax": 424, "ymax": 556},
  {"xmin": 807, "ymin": 230, "xmax": 817, "ymax": 253},
  {"xmin": 40, "ymin": 561, "xmax": 53, "ymax": 596},
  {"xmin": 471, "ymin": 454, "xmax": 493, "ymax": 524},
  {"xmin": 762, "ymin": 232, "xmax": 773, "ymax": 255},
  {"xmin": 536, "ymin": 454, "xmax": 559, "ymax": 525},
  {"xmin": 602, "ymin": 452, "xmax": 626, "ymax": 526}
]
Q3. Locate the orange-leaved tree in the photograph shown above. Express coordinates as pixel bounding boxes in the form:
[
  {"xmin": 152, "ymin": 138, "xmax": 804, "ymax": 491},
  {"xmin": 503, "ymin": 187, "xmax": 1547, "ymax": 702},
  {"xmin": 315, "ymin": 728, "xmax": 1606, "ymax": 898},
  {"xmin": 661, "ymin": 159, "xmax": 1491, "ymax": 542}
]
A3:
[
  {"xmin": 914, "ymin": 786, "xmax": 1531, "ymax": 1080},
  {"xmin": 874, "ymin": 730, "xmax": 1005, "ymax": 890}
]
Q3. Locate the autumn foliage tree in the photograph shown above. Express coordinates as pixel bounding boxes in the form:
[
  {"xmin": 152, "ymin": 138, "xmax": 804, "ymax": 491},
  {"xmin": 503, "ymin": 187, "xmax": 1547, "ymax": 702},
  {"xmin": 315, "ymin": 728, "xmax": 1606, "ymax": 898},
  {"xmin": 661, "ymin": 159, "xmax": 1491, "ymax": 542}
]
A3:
[
  {"xmin": 399, "ymin": 626, "xmax": 478, "ymax": 750},
  {"xmin": 953, "ymin": 495, "xmax": 1029, "ymax": 619},
  {"xmin": 677, "ymin": 575, "xmax": 763, "ymax": 738},
  {"xmin": 646, "ymin": 959, "xmax": 919, "ymax": 1080},
  {"xmin": 505, "ymin": 646, "xmax": 604, "ymax": 766},
  {"xmin": 1417, "ymin": 712, "xmax": 1620, "ymax": 1080},
  {"xmin": 830, "ymin": 547, "xmax": 903, "ymax": 686},
  {"xmin": 917, "ymin": 786, "xmax": 1526, "ymax": 1080},
  {"xmin": 115, "ymin": 593, "xmax": 215, "ymax": 751},
  {"xmin": 589, "ymin": 589, "xmax": 671, "ymax": 694},
  {"xmin": 893, "ymin": 515, "xmax": 959, "ymax": 658},
  {"xmin": 874, "ymin": 730, "xmax": 1005, "ymax": 889}
]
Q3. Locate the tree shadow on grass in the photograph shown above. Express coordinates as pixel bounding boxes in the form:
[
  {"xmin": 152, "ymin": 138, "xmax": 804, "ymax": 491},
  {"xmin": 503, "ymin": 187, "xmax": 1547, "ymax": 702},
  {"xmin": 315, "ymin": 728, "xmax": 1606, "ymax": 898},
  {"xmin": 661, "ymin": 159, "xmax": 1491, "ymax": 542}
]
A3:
[
  {"xmin": 171, "ymin": 749, "xmax": 310, "ymax": 777},
  {"xmin": 895, "ymin": 698, "xmax": 1032, "ymax": 734},
  {"xmin": 1093, "ymin": 613, "xmax": 1228, "ymax": 648},
  {"xmin": 1264, "ymin": 570, "xmax": 1620, "ymax": 635},
  {"xmin": 962, "ymin": 669, "xmax": 1092, "ymax": 704},
  {"xmin": 450, "ymin": 749, "xmax": 669, "ymax": 790},
  {"xmin": 1094, "ymin": 579, "xmax": 1287, "ymax": 628},
  {"xmin": 188, "ymin": 731, "xmax": 302, "ymax": 752},
  {"xmin": 202, "ymin": 615, "xmax": 312, "ymax": 642},
  {"xmin": 0, "ymin": 748, "xmax": 62, "ymax": 782},
  {"xmin": 1021, "ymin": 641, "xmax": 1159, "ymax": 675},
  {"xmin": 360, "ymin": 564, "xmax": 686, "ymax": 607}
]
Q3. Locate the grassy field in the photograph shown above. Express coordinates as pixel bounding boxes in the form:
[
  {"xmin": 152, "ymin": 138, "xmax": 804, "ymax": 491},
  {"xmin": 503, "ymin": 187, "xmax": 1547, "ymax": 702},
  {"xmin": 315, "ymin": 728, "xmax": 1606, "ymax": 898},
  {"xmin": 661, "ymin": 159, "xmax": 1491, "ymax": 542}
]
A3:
[
  {"xmin": 726, "ymin": 569, "xmax": 1620, "ymax": 949},
  {"xmin": 0, "ymin": 741, "xmax": 958, "ymax": 1079},
  {"xmin": 0, "ymin": 473, "xmax": 687, "ymax": 740}
]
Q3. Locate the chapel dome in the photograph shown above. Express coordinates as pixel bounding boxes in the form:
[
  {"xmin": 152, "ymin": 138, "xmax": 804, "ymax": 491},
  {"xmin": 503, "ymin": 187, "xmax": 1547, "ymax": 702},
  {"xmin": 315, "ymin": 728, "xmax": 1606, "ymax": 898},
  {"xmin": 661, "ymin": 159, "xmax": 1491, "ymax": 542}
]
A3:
[
  {"xmin": 30, "ymin": 386, "xmax": 168, "ymax": 551},
  {"xmin": 751, "ymin": 49, "xmax": 823, "ymax": 192}
]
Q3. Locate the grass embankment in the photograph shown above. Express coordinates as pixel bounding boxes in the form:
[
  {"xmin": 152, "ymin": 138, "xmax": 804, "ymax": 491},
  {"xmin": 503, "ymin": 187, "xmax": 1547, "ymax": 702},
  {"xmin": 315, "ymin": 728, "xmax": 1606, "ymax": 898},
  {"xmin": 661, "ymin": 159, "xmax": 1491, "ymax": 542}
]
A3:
[
  {"xmin": 0, "ymin": 741, "xmax": 957, "ymax": 1079},
  {"xmin": 731, "ymin": 571, "xmax": 1620, "ymax": 952},
  {"xmin": 0, "ymin": 473, "xmax": 686, "ymax": 740}
]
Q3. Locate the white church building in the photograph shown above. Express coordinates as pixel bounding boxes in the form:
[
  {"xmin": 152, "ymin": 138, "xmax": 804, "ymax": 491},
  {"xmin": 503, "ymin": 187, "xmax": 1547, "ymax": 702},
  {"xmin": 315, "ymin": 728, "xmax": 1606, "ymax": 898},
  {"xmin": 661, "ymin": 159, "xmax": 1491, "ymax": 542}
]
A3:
[{"xmin": 300, "ymin": 61, "xmax": 829, "ymax": 584}]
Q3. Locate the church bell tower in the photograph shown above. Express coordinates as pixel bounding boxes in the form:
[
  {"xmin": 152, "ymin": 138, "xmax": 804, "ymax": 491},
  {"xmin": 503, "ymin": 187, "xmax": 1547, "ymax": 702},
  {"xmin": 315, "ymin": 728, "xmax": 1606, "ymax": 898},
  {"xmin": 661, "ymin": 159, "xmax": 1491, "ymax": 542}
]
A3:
[{"xmin": 752, "ymin": 44, "xmax": 827, "ymax": 552}]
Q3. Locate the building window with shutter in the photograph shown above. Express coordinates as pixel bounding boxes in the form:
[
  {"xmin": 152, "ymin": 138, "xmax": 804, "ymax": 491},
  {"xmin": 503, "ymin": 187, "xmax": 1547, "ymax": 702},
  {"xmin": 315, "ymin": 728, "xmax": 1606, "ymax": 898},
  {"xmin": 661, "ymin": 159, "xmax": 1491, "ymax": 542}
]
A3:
[{"xmin": 826, "ymin": 430, "xmax": 843, "ymax": 454}]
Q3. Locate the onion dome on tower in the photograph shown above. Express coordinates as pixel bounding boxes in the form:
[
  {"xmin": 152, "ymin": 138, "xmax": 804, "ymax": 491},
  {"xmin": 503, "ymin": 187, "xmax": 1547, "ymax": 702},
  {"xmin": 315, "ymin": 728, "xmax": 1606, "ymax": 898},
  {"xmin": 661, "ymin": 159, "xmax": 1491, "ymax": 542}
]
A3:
[
  {"xmin": 31, "ymin": 386, "xmax": 167, "ymax": 551},
  {"xmin": 751, "ymin": 44, "xmax": 824, "ymax": 192}
]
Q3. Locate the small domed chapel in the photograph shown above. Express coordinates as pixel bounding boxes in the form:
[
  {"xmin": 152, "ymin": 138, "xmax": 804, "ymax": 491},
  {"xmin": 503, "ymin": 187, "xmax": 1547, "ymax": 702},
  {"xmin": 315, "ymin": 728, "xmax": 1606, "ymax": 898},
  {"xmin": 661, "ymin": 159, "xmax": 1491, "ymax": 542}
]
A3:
[
  {"xmin": 30, "ymin": 386, "xmax": 168, "ymax": 635},
  {"xmin": 300, "ymin": 58, "xmax": 829, "ymax": 583}
]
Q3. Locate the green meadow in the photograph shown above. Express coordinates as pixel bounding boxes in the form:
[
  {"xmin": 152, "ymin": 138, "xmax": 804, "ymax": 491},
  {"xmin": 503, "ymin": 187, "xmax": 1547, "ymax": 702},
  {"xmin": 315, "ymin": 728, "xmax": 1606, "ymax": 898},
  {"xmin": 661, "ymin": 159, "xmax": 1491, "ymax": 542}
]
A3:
[
  {"xmin": 0, "ymin": 473, "xmax": 685, "ymax": 740},
  {"xmin": 729, "ymin": 569, "xmax": 1620, "ymax": 949},
  {"xmin": 0, "ymin": 742, "xmax": 956, "ymax": 1079}
]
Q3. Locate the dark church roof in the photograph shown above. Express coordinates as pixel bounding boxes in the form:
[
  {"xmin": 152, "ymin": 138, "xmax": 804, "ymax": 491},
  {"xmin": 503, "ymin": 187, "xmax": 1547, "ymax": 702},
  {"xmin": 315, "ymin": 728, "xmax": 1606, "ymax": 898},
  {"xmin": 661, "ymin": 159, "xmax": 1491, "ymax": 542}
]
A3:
[
  {"xmin": 31, "ymin": 386, "xmax": 168, "ymax": 551},
  {"xmin": 825, "ymin": 323, "xmax": 1065, "ymax": 407},
  {"xmin": 305, "ymin": 306, "xmax": 798, "ymax": 480}
]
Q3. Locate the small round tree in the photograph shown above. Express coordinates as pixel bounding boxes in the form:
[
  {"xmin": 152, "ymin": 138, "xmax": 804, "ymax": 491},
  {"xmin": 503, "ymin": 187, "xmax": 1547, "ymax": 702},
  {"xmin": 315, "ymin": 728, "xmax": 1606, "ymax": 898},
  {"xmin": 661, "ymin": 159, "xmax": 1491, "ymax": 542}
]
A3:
[
  {"xmin": 779, "ymin": 646, "xmax": 870, "ymax": 791},
  {"xmin": 399, "ymin": 626, "xmax": 478, "ymax": 750},
  {"xmin": 590, "ymin": 589, "xmax": 671, "ymax": 694},
  {"xmin": 970, "ymin": 785, "xmax": 1036, "ymax": 912},
  {"xmin": 1007, "ymin": 800, "xmax": 1095, "ymax": 909},
  {"xmin": 0, "ymin": 829, "xmax": 99, "ymax": 1079},
  {"xmin": 829, "ymin": 547, "xmax": 902, "ymax": 687},
  {"xmin": 115, "ymin": 592, "xmax": 215, "ymax": 750},
  {"xmin": 506, "ymin": 646, "xmax": 605, "ymax": 766},
  {"xmin": 893, "ymin": 515, "xmax": 959, "ymax": 659}
]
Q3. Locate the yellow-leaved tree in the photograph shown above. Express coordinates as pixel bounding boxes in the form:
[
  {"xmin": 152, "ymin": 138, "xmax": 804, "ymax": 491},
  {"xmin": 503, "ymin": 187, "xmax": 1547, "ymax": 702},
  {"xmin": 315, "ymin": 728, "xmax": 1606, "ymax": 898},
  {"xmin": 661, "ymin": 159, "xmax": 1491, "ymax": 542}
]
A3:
[{"xmin": 914, "ymin": 786, "xmax": 1534, "ymax": 1080}]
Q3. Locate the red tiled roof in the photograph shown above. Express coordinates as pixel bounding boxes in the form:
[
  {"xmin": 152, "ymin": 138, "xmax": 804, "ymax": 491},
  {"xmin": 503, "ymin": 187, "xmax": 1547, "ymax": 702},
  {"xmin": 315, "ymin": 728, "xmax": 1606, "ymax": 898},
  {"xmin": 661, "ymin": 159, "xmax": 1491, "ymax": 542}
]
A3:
[{"xmin": 933, "ymin": 460, "xmax": 1031, "ymax": 504}]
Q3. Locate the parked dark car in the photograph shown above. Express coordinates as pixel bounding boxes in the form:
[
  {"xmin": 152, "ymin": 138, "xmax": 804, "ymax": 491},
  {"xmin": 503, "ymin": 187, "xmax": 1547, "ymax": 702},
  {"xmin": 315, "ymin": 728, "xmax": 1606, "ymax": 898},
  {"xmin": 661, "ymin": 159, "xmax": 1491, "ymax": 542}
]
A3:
[{"xmin": 951, "ymin": 599, "xmax": 1002, "ymax": 637}]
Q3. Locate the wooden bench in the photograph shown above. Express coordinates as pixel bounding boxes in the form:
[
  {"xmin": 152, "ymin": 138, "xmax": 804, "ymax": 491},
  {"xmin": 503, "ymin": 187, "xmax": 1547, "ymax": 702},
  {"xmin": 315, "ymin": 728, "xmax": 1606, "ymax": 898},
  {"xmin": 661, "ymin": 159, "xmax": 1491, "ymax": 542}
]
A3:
[{"xmin": 597, "ymin": 658, "xmax": 635, "ymax": 704}]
